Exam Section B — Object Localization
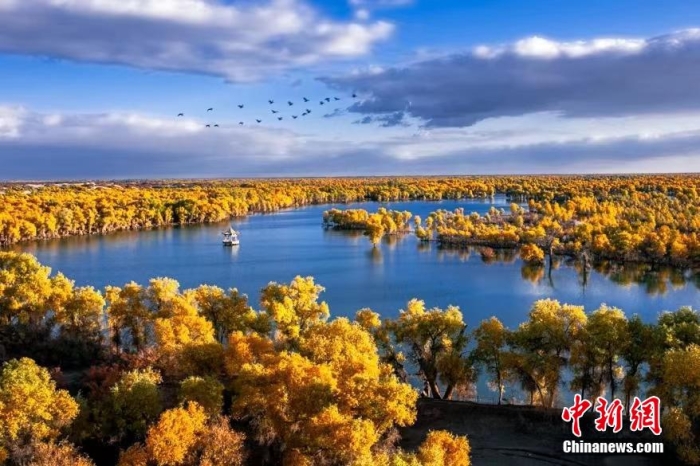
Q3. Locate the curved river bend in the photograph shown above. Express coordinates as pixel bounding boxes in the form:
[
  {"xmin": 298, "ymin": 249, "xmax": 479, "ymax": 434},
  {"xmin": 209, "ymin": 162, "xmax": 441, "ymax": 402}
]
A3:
[{"xmin": 13, "ymin": 198, "xmax": 699, "ymax": 329}]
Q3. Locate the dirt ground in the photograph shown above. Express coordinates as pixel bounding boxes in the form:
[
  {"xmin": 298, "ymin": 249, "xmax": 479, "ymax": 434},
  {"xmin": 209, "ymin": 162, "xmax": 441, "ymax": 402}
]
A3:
[{"xmin": 399, "ymin": 399, "xmax": 679, "ymax": 466}]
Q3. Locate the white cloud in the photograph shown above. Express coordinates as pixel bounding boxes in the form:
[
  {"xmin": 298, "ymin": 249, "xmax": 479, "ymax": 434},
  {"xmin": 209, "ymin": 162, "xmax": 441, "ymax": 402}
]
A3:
[
  {"xmin": 0, "ymin": 105, "xmax": 304, "ymax": 160},
  {"xmin": 0, "ymin": 106, "xmax": 26, "ymax": 138},
  {"xmin": 477, "ymin": 36, "xmax": 648, "ymax": 59},
  {"xmin": 355, "ymin": 8, "xmax": 370, "ymax": 21},
  {"xmin": 349, "ymin": 0, "xmax": 413, "ymax": 7},
  {"xmin": 325, "ymin": 29, "xmax": 700, "ymax": 128},
  {"xmin": 348, "ymin": 0, "xmax": 412, "ymax": 22},
  {"xmin": 0, "ymin": 0, "xmax": 394, "ymax": 81},
  {"xmin": 3, "ymin": 105, "xmax": 700, "ymax": 179}
]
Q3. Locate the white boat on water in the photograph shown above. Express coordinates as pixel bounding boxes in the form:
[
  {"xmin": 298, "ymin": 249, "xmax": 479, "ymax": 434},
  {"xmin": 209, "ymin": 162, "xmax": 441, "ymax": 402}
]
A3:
[{"xmin": 222, "ymin": 227, "xmax": 240, "ymax": 246}]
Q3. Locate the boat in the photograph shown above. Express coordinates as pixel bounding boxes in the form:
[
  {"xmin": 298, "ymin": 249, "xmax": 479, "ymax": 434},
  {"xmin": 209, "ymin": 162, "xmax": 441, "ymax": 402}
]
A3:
[{"xmin": 222, "ymin": 226, "xmax": 240, "ymax": 246}]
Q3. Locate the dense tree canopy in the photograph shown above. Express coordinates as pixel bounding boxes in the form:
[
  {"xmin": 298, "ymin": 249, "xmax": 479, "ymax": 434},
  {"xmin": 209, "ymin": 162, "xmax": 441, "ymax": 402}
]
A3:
[
  {"xmin": 0, "ymin": 358, "xmax": 79, "ymax": 459},
  {"xmin": 1, "ymin": 251, "xmax": 698, "ymax": 464},
  {"xmin": 2, "ymin": 175, "xmax": 698, "ymax": 267},
  {"xmin": 225, "ymin": 313, "xmax": 418, "ymax": 464}
]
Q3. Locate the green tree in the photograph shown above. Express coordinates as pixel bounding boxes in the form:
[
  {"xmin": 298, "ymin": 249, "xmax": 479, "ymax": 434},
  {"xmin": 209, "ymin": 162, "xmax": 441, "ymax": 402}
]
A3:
[
  {"xmin": 105, "ymin": 282, "xmax": 150, "ymax": 352},
  {"xmin": 190, "ymin": 285, "xmax": 262, "ymax": 343},
  {"xmin": 511, "ymin": 299, "xmax": 587, "ymax": 407},
  {"xmin": 621, "ymin": 315, "xmax": 655, "ymax": 407},
  {"xmin": 587, "ymin": 305, "xmax": 628, "ymax": 399},
  {"xmin": 471, "ymin": 317, "xmax": 510, "ymax": 404},
  {"xmin": 108, "ymin": 368, "xmax": 163, "ymax": 441},
  {"xmin": 392, "ymin": 299, "xmax": 469, "ymax": 399},
  {"xmin": 178, "ymin": 376, "xmax": 224, "ymax": 418},
  {"xmin": 657, "ymin": 307, "xmax": 700, "ymax": 350},
  {"xmin": 654, "ymin": 345, "xmax": 700, "ymax": 464}
]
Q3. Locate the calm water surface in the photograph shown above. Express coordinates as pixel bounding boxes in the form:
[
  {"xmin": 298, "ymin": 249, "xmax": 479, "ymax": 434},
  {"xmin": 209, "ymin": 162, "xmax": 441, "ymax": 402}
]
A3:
[{"xmin": 15, "ymin": 198, "xmax": 699, "ymax": 329}]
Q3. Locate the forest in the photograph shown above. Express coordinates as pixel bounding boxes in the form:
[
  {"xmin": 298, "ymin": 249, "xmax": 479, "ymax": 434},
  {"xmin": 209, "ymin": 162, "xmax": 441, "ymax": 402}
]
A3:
[
  {"xmin": 0, "ymin": 252, "xmax": 699, "ymax": 465},
  {"xmin": 322, "ymin": 184, "xmax": 700, "ymax": 268},
  {"xmin": 2, "ymin": 175, "xmax": 700, "ymax": 270}
]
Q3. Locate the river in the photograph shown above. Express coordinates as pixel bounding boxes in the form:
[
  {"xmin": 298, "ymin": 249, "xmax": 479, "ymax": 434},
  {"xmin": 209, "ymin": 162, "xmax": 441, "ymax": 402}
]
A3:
[{"xmin": 14, "ymin": 198, "xmax": 698, "ymax": 332}]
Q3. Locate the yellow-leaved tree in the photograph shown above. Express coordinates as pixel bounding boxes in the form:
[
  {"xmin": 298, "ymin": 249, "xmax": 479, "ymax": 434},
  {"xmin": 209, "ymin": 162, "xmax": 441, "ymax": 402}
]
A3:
[
  {"xmin": 0, "ymin": 358, "xmax": 79, "ymax": 458},
  {"xmin": 225, "ymin": 280, "xmax": 418, "ymax": 465},
  {"xmin": 152, "ymin": 292, "xmax": 217, "ymax": 377},
  {"xmin": 105, "ymin": 282, "xmax": 150, "ymax": 352},
  {"xmin": 520, "ymin": 244, "xmax": 545, "ymax": 265},
  {"xmin": 392, "ymin": 299, "xmax": 471, "ymax": 400},
  {"xmin": 370, "ymin": 430, "xmax": 471, "ymax": 466},
  {"xmin": 570, "ymin": 304, "xmax": 628, "ymax": 400},
  {"xmin": 510, "ymin": 299, "xmax": 587, "ymax": 407},
  {"xmin": 415, "ymin": 430, "xmax": 471, "ymax": 466},
  {"xmin": 260, "ymin": 276, "xmax": 329, "ymax": 342},
  {"xmin": 0, "ymin": 252, "xmax": 55, "ymax": 327},
  {"xmin": 118, "ymin": 407, "xmax": 246, "ymax": 466},
  {"xmin": 189, "ymin": 285, "xmax": 265, "ymax": 343},
  {"xmin": 655, "ymin": 344, "xmax": 700, "ymax": 465},
  {"xmin": 145, "ymin": 402, "xmax": 207, "ymax": 466},
  {"xmin": 471, "ymin": 317, "xmax": 510, "ymax": 404}
]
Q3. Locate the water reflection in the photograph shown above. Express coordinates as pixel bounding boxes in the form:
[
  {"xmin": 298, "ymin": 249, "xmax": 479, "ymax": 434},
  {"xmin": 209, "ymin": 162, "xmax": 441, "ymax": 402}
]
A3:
[
  {"xmin": 421, "ymin": 244, "xmax": 700, "ymax": 297},
  {"xmin": 384, "ymin": 234, "xmax": 401, "ymax": 250},
  {"xmin": 227, "ymin": 245, "xmax": 240, "ymax": 258},
  {"xmin": 521, "ymin": 264, "xmax": 545, "ymax": 284},
  {"xmin": 417, "ymin": 242, "xmax": 432, "ymax": 254},
  {"xmin": 436, "ymin": 246, "xmax": 472, "ymax": 263},
  {"xmin": 368, "ymin": 247, "xmax": 383, "ymax": 264},
  {"xmin": 323, "ymin": 228, "xmax": 365, "ymax": 245},
  {"xmin": 12, "ymin": 200, "xmax": 698, "ymax": 328},
  {"xmin": 590, "ymin": 261, "xmax": 699, "ymax": 296}
]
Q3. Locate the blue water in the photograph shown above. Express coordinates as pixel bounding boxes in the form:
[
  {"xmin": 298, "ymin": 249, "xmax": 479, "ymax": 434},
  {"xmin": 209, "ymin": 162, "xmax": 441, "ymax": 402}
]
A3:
[{"xmin": 15, "ymin": 198, "xmax": 698, "ymax": 332}]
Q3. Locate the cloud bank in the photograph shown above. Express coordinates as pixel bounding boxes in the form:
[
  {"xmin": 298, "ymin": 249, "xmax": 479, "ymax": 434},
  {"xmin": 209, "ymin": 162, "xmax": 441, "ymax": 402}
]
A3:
[
  {"xmin": 0, "ymin": 0, "xmax": 393, "ymax": 81},
  {"xmin": 324, "ymin": 29, "xmax": 700, "ymax": 127},
  {"xmin": 3, "ymin": 106, "xmax": 700, "ymax": 179}
]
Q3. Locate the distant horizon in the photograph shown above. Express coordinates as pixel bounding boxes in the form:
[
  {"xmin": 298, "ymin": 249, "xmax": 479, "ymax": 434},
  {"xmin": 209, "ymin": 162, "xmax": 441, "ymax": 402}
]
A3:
[{"xmin": 2, "ymin": 171, "xmax": 700, "ymax": 185}]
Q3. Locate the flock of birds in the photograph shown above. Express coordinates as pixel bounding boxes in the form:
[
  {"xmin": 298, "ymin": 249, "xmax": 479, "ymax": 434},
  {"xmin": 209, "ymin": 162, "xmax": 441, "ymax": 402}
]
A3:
[{"xmin": 177, "ymin": 93, "xmax": 359, "ymax": 128}]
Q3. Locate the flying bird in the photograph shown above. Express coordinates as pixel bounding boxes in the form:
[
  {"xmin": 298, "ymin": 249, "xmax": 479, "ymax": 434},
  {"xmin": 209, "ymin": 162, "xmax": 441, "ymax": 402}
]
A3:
[
  {"xmin": 292, "ymin": 115, "xmax": 298, "ymax": 119},
  {"xmin": 214, "ymin": 124, "xmax": 219, "ymax": 127},
  {"xmin": 352, "ymin": 93, "xmax": 357, "ymax": 98},
  {"xmin": 334, "ymin": 97, "xmax": 340, "ymax": 101},
  {"xmin": 238, "ymin": 104, "xmax": 244, "ymax": 109},
  {"xmin": 303, "ymin": 97, "xmax": 309, "ymax": 102},
  {"xmin": 207, "ymin": 108, "xmax": 213, "ymax": 112},
  {"xmin": 177, "ymin": 113, "xmax": 184, "ymax": 117},
  {"xmin": 271, "ymin": 109, "xmax": 279, "ymax": 114},
  {"xmin": 256, "ymin": 119, "xmax": 262, "ymax": 123},
  {"xmin": 268, "ymin": 100, "xmax": 274, "ymax": 104},
  {"xmin": 239, "ymin": 122, "xmax": 244, "ymax": 125},
  {"xmin": 320, "ymin": 101, "xmax": 325, "ymax": 105},
  {"xmin": 325, "ymin": 97, "xmax": 331, "ymax": 102},
  {"xmin": 205, "ymin": 124, "xmax": 211, "ymax": 128},
  {"xmin": 288, "ymin": 101, "xmax": 294, "ymax": 106},
  {"xmin": 305, "ymin": 109, "xmax": 311, "ymax": 114},
  {"xmin": 278, "ymin": 117, "xmax": 283, "ymax": 121}
]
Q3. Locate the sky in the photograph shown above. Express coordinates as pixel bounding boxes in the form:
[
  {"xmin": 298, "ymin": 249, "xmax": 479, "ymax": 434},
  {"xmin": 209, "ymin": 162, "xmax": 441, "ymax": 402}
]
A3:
[{"xmin": 1, "ymin": 0, "xmax": 700, "ymax": 180}]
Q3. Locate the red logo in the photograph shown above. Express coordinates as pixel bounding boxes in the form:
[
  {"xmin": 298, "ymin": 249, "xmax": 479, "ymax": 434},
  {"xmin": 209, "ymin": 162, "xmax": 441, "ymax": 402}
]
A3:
[
  {"xmin": 563, "ymin": 396, "xmax": 662, "ymax": 437},
  {"xmin": 594, "ymin": 397, "xmax": 624, "ymax": 434},
  {"xmin": 562, "ymin": 394, "xmax": 592, "ymax": 437},
  {"xmin": 629, "ymin": 396, "xmax": 662, "ymax": 436}
]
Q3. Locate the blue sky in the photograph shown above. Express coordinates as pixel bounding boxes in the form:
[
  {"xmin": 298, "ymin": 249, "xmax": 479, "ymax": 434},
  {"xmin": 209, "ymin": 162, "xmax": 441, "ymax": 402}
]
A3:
[{"xmin": 1, "ymin": 0, "xmax": 700, "ymax": 179}]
